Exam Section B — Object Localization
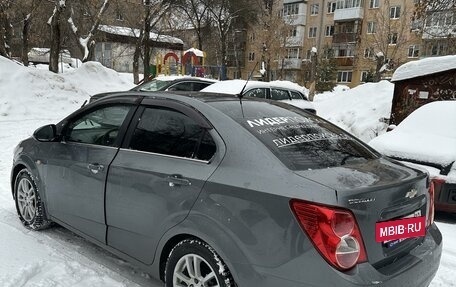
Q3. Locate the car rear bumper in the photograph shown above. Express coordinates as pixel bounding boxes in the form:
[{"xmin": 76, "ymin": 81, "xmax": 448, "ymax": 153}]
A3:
[{"xmin": 232, "ymin": 223, "xmax": 442, "ymax": 287}]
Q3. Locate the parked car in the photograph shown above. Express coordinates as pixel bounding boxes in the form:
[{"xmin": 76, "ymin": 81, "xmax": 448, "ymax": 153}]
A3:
[
  {"xmin": 89, "ymin": 76, "xmax": 217, "ymax": 102},
  {"xmin": 12, "ymin": 91, "xmax": 441, "ymax": 287},
  {"xmin": 370, "ymin": 100, "xmax": 456, "ymax": 213},
  {"xmin": 201, "ymin": 79, "xmax": 317, "ymax": 114}
]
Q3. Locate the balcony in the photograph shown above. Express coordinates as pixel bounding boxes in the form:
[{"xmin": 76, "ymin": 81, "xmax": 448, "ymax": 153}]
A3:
[
  {"xmin": 332, "ymin": 32, "xmax": 358, "ymax": 43},
  {"xmin": 335, "ymin": 57, "xmax": 354, "ymax": 66},
  {"xmin": 334, "ymin": 7, "xmax": 364, "ymax": 21},
  {"xmin": 278, "ymin": 58, "xmax": 302, "ymax": 70},
  {"xmin": 283, "ymin": 14, "xmax": 306, "ymax": 26}
]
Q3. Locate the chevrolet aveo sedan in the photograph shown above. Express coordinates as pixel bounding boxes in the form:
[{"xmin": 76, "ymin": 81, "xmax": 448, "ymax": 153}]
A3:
[{"xmin": 11, "ymin": 92, "xmax": 441, "ymax": 287}]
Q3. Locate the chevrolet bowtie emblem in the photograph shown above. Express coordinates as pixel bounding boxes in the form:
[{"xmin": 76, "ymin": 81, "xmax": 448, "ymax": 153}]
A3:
[{"xmin": 405, "ymin": 189, "xmax": 418, "ymax": 199}]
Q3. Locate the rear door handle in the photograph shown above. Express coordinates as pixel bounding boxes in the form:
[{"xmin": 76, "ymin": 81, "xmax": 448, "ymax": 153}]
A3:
[
  {"xmin": 165, "ymin": 175, "xmax": 191, "ymax": 187},
  {"xmin": 88, "ymin": 163, "xmax": 104, "ymax": 174}
]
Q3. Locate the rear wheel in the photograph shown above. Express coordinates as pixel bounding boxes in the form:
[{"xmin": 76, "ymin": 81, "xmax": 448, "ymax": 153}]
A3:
[
  {"xmin": 14, "ymin": 169, "xmax": 51, "ymax": 230},
  {"xmin": 165, "ymin": 239, "xmax": 235, "ymax": 287}
]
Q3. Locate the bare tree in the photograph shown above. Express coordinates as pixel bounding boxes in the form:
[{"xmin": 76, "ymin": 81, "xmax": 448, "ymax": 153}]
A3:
[
  {"xmin": 203, "ymin": 0, "xmax": 256, "ymax": 73},
  {"xmin": 251, "ymin": 0, "xmax": 290, "ymax": 81},
  {"xmin": 49, "ymin": 0, "xmax": 67, "ymax": 73},
  {"xmin": 413, "ymin": 0, "xmax": 456, "ymax": 55},
  {"xmin": 174, "ymin": 0, "xmax": 210, "ymax": 51},
  {"xmin": 0, "ymin": 0, "xmax": 13, "ymax": 58},
  {"xmin": 67, "ymin": 0, "xmax": 110, "ymax": 62},
  {"xmin": 11, "ymin": 0, "xmax": 44, "ymax": 65},
  {"xmin": 365, "ymin": 0, "xmax": 412, "ymax": 81}
]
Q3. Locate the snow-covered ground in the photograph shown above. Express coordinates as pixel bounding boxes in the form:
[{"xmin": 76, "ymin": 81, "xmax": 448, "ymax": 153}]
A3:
[{"xmin": 0, "ymin": 57, "xmax": 454, "ymax": 286}]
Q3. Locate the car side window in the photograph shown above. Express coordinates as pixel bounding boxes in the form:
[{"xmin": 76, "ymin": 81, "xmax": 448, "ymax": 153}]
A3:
[
  {"xmin": 244, "ymin": 88, "xmax": 267, "ymax": 99},
  {"xmin": 271, "ymin": 89, "xmax": 291, "ymax": 100},
  {"xmin": 290, "ymin": 91, "xmax": 304, "ymax": 100},
  {"xmin": 66, "ymin": 105, "xmax": 131, "ymax": 146},
  {"xmin": 193, "ymin": 82, "xmax": 212, "ymax": 91},
  {"xmin": 167, "ymin": 82, "xmax": 192, "ymax": 91},
  {"xmin": 129, "ymin": 107, "xmax": 216, "ymax": 161}
]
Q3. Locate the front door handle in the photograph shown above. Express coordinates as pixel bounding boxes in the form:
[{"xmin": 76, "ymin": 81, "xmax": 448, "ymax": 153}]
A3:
[
  {"xmin": 165, "ymin": 175, "xmax": 191, "ymax": 187},
  {"xmin": 88, "ymin": 163, "xmax": 104, "ymax": 174}
]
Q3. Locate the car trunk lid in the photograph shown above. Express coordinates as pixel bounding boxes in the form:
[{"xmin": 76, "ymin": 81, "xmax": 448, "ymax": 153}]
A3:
[{"xmin": 294, "ymin": 158, "xmax": 429, "ymax": 268}]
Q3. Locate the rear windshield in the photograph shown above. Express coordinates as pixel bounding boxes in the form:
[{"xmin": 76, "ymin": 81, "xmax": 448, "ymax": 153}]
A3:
[{"xmin": 210, "ymin": 100, "xmax": 378, "ymax": 170}]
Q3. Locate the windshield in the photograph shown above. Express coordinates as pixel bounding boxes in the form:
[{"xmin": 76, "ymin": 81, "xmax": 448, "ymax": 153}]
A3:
[
  {"xmin": 137, "ymin": 79, "xmax": 171, "ymax": 91},
  {"xmin": 210, "ymin": 100, "xmax": 378, "ymax": 170}
]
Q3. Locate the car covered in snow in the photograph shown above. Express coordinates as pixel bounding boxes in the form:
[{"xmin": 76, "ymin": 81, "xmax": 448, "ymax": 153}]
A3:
[
  {"xmin": 89, "ymin": 76, "xmax": 217, "ymax": 102},
  {"xmin": 12, "ymin": 91, "xmax": 441, "ymax": 287},
  {"xmin": 201, "ymin": 79, "xmax": 317, "ymax": 114},
  {"xmin": 370, "ymin": 101, "xmax": 456, "ymax": 213}
]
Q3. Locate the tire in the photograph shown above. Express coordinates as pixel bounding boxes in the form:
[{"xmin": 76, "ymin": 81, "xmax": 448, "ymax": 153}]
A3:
[
  {"xmin": 14, "ymin": 169, "xmax": 52, "ymax": 230},
  {"xmin": 165, "ymin": 239, "xmax": 236, "ymax": 287}
]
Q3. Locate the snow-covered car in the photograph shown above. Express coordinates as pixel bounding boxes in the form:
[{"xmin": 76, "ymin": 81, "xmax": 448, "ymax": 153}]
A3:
[
  {"xmin": 90, "ymin": 76, "xmax": 217, "ymax": 102},
  {"xmin": 369, "ymin": 101, "xmax": 456, "ymax": 213},
  {"xmin": 11, "ymin": 91, "xmax": 441, "ymax": 287},
  {"xmin": 201, "ymin": 79, "xmax": 316, "ymax": 114}
]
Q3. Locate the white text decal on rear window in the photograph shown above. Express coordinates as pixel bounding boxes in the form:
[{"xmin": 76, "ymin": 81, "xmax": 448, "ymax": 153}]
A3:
[
  {"xmin": 273, "ymin": 133, "xmax": 350, "ymax": 148},
  {"xmin": 246, "ymin": 116, "xmax": 313, "ymax": 127}
]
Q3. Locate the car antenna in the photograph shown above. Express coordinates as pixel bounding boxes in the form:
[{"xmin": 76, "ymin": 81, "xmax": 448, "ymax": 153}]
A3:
[
  {"xmin": 237, "ymin": 61, "xmax": 259, "ymax": 118},
  {"xmin": 80, "ymin": 99, "xmax": 87, "ymax": 108},
  {"xmin": 239, "ymin": 61, "xmax": 258, "ymax": 98}
]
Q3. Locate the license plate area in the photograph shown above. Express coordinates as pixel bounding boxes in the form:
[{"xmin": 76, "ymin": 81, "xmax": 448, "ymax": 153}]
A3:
[{"xmin": 376, "ymin": 210, "xmax": 425, "ymax": 247}]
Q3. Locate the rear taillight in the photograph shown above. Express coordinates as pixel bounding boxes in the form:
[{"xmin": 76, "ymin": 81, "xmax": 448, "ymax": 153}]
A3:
[
  {"xmin": 290, "ymin": 200, "xmax": 367, "ymax": 271},
  {"xmin": 427, "ymin": 178, "xmax": 443, "ymax": 226}
]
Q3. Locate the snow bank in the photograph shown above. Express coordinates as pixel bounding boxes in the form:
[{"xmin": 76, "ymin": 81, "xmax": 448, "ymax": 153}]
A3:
[
  {"xmin": 314, "ymin": 81, "xmax": 394, "ymax": 142},
  {"xmin": 392, "ymin": 55, "xmax": 456, "ymax": 82},
  {"xmin": 369, "ymin": 101, "xmax": 456, "ymax": 168},
  {"xmin": 0, "ymin": 57, "xmax": 135, "ymax": 122}
]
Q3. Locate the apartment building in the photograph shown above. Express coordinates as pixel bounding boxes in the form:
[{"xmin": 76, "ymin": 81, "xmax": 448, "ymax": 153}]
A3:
[{"xmin": 239, "ymin": 0, "xmax": 454, "ymax": 88}]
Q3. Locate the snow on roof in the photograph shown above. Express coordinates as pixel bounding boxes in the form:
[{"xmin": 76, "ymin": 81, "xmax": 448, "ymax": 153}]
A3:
[
  {"xmin": 201, "ymin": 79, "xmax": 309, "ymax": 95},
  {"xmin": 392, "ymin": 55, "xmax": 456, "ymax": 82},
  {"xmin": 369, "ymin": 101, "xmax": 456, "ymax": 168},
  {"xmin": 98, "ymin": 25, "xmax": 183, "ymax": 45},
  {"xmin": 184, "ymin": 48, "xmax": 204, "ymax": 57}
]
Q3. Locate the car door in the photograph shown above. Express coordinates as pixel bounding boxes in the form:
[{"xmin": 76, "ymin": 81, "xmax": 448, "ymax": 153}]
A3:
[
  {"xmin": 105, "ymin": 99, "xmax": 222, "ymax": 264},
  {"xmin": 44, "ymin": 102, "xmax": 137, "ymax": 243}
]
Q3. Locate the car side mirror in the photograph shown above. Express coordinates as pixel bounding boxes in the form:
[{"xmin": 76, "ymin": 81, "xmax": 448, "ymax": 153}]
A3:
[{"xmin": 33, "ymin": 124, "xmax": 57, "ymax": 142}]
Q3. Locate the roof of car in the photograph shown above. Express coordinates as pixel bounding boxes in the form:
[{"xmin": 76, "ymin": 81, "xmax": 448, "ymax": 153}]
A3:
[{"xmin": 90, "ymin": 90, "xmax": 256, "ymax": 104}]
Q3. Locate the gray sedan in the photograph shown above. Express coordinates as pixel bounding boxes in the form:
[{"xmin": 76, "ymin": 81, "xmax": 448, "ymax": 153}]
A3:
[{"xmin": 11, "ymin": 92, "xmax": 441, "ymax": 287}]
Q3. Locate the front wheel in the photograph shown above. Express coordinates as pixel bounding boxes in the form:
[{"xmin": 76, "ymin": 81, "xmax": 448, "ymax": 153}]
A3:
[
  {"xmin": 165, "ymin": 239, "xmax": 235, "ymax": 287},
  {"xmin": 14, "ymin": 169, "xmax": 52, "ymax": 230}
]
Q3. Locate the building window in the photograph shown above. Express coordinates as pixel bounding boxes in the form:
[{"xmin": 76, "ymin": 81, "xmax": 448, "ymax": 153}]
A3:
[
  {"xmin": 367, "ymin": 21, "xmax": 376, "ymax": 34},
  {"xmin": 408, "ymin": 45, "xmax": 420, "ymax": 58},
  {"xmin": 369, "ymin": 0, "xmax": 379, "ymax": 8},
  {"xmin": 311, "ymin": 4, "xmax": 319, "ymax": 15},
  {"xmin": 248, "ymin": 52, "xmax": 255, "ymax": 62},
  {"xmin": 249, "ymin": 33, "xmax": 255, "ymax": 41},
  {"xmin": 337, "ymin": 71, "xmax": 353, "ymax": 83},
  {"xmin": 428, "ymin": 42, "xmax": 447, "ymax": 56},
  {"xmin": 336, "ymin": 0, "xmax": 362, "ymax": 9},
  {"xmin": 388, "ymin": 33, "xmax": 398, "ymax": 45},
  {"xmin": 287, "ymin": 48, "xmax": 300, "ymax": 59},
  {"xmin": 334, "ymin": 45, "xmax": 355, "ymax": 57},
  {"xmin": 360, "ymin": 71, "xmax": 369, "ymax": 82},
  {"xmin": 289, "ymin": 26, "xmax": 298, "ymax": 37},
  {"xmin": 390, "ymin": 6, "xmax": 401, "ymax": 19},
  {"xmin": 309, "ymin": 27, "xmax": 317, "ymax": 38},
  {"xmin": 116, "ymin": 10, "xmax": 124, "ymax": 21},
  {"xmin": 325, "ymin": 25, "xmax": 335, "ymax": 37},
  {"xmin": 283, "ymin": 3, "xmax": 299, "ymax": 16},
  {"xmin": 327, "ymin": 1, "xmax": 336, "ymax": 13},
  {"xmin": 306, "ymin": 49, "xmax": 311, "ymax": 59},
  {"xmin": 364, "ymin": 48, "xmax": 374, "ymax": 58}
]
